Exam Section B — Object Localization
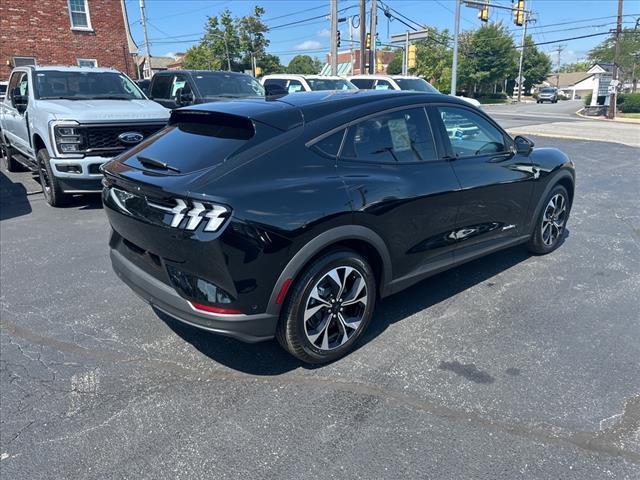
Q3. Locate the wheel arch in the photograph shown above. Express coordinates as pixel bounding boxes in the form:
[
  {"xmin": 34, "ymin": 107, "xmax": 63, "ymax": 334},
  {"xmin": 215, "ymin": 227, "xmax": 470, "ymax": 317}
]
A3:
[
  {"xmin": 32, "ymin": 132, "xmax": 47, "ymax": 154},
  {"xmin": 527, "ymin": 169, "xmax": 575, "ymax": 234},
  {"xmin": 265, "ymin": 225, "xmax": 392, "ymax": 316}
]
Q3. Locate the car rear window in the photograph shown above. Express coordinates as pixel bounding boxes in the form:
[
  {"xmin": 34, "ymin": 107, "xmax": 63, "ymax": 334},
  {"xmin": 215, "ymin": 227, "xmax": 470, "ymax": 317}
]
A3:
[{"xmin": 121, "ymin": 111, "xmax": 279, "ymax": 175}]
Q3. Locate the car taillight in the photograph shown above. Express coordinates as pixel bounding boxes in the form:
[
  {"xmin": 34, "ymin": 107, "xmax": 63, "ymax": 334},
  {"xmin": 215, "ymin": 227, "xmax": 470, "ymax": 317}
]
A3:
[{"xmin": 189, "ymin": 302, "xmax": 242, "ymax": 315}]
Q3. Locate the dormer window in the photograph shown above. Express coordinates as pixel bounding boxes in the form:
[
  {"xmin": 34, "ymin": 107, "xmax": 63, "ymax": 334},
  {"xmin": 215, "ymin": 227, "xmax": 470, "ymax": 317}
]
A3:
[{"xmin": 68, "ymin": 0, "xmax": 92, "ymax": 31}]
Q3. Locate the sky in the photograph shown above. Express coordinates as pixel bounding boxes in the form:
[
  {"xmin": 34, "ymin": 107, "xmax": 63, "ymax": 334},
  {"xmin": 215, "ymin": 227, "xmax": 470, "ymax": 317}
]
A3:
[{"xmin": 124, "ymin": 0, "xmax": 639, "ymax": 67}]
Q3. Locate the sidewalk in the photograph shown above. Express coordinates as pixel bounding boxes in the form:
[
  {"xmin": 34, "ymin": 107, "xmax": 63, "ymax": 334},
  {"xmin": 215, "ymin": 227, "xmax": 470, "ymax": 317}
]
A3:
[{"xmin": 507, "ymin": 120, "xmax": 640, "ymax": 148}]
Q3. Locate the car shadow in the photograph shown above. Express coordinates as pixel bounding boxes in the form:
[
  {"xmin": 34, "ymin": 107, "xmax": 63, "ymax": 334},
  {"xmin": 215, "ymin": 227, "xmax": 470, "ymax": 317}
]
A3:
[
  {"xmin": 160, "ymin": 241, "xmax": 545, "ymax": 375},
  {"xmin": 0, "ymin": 170, "xmax": 32, "ymax": 221}
]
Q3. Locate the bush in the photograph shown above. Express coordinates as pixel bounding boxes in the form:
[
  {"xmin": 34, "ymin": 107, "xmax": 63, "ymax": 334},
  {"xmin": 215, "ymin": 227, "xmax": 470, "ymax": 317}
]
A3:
[
  {"xmin": 476, "ymin": 94, "xmax": 509, "ymax": 104},
  {"xmin": 621, "ymin": 93, "xmax": 640, "ymax": 113},
  {"xmin": 584, "ymin": 93, "xmax": 592, "ymax": 106}
]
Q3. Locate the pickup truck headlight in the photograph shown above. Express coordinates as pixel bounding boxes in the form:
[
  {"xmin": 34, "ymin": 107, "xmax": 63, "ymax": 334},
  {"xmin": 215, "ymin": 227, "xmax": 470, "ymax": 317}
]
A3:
[{"xmin": 52, "ymin": 122, "xmax": 85, "ymax": 155}]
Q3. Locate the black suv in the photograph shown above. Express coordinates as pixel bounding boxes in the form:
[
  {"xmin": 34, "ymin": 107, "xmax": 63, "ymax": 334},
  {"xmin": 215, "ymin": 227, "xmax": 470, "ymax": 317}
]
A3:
[
  {"xmin": 148, "ymin": 70, "xmax": 265, "ymax": 109},
  {"xmin": 102, "ymin": 90, "xmax": 574, "ymax": 363}
]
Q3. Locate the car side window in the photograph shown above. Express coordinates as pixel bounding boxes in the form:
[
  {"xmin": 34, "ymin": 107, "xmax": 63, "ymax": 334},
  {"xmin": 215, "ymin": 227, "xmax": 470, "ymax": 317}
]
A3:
[
  {"xmin": 264, "ymin": 78, "xmax": 286, "ymax": 88},
  {"xmin": 312, "ymin": 130, "xmax": 345, "ymax": 157},
  {"xmin": 341, "ymin": 108, "xmax": 437, "ymax": 163},
  {"xmin": 437, "ymin": 106, "xmax": 506, "ymax": 158},
  {"xmin": 350, "ymin": 79, "xmax": 375, "ymax": 89},
  {"xmin": 374, "ymin": 80, "xmax": 393, "ymax": 90},
  {"xmin": 150, "ymin": 74, "xmax": 172, "ymax": 99},
  {"xmin": 287, "ymin": 80, "xmax": 304, "ymax": 93}
]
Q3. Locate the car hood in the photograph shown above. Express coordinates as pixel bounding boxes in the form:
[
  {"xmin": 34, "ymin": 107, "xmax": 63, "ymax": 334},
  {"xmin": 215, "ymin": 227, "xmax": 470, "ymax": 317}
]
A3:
[{"xmin": 37, "ymin": 99, "xmax": 170, "ymax": 122}]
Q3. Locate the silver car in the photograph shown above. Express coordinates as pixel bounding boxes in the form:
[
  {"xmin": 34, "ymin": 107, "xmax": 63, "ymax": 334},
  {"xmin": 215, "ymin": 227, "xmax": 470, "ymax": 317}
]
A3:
[{"xmin": 537, "ymin": 87, "xmax": 558, "ymax": 103}]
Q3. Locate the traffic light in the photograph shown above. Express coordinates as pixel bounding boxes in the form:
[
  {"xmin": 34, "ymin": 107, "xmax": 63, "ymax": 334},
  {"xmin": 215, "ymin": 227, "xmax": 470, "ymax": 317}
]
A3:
[
  {"xmin": 255, "ymin": 66, "xmax": 262, "ymax": 76},
  {"xmin": 513, "ymin": 0, "xmax": 525, "ymax": 26},
  {"xmin": 336, "ymin": 30, "xmax": 341, "ymax": 48},
  {"xmin": 408, "ymin": 44, "xmax": 417, "ymax": 69},
  {"xmin": 479, "ymin": 4, "xmax": 489, "ymax": 22},
  {"xmin": 365, "ymin": 32, "xmax": 371, "ymax": 49}
]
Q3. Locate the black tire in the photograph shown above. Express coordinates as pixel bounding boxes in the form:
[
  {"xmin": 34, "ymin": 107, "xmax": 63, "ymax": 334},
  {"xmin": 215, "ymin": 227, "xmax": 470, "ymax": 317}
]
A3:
[
  {"xmin": 37, "ymin": 149, "xmax": 68, "ymax": 207},
  {"xmin": 527, "ymin": 184, "xmax": 570, "ymax": 255},
  {"xmin": 1, "ymin": 135, "xmax": 22, "ymax": 172},
  {"xmin": 276, "ymin": 250, "xmax": 376, "ymax": 364}
]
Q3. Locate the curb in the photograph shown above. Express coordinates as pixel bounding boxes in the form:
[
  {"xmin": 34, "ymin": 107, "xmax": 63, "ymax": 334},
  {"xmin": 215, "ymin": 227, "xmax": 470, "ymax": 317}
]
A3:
[{"xmin": 575, "ymin": 108, "xmax": 640, "ymax": 124}]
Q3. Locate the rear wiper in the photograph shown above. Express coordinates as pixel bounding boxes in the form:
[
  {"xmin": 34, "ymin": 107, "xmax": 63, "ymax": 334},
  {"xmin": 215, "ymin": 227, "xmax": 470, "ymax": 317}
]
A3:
[{"xmin": 138, "ymin": 156, "xmax": 181, "ymax": 173}]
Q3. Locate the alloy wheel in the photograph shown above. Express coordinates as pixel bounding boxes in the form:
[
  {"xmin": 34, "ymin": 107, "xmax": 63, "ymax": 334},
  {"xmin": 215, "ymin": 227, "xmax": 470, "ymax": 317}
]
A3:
[
  {"xmin": 303, "ymin": 266, "xmax": 368, "ymax": 351},
  {"xmin": 541, "ymin": 193, "xmax": 566, "ymax": 246}
]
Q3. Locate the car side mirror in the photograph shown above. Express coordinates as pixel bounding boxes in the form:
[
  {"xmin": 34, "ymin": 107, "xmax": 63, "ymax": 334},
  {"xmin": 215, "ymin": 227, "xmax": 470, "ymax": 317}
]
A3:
[
  {"xmin": 264, "ymin": 84, "xmax": 287, "ymax": 97},
  {"xmin": 514, "ymin": 135, "xmax": 534, "ymax": 156},
  {"xmin": 180, "ymin": 91, "xmax": 194, "ymax": 106},
  {"xmin": 11, "ymin": 89, "xmax": 28, "ymax": 113}
]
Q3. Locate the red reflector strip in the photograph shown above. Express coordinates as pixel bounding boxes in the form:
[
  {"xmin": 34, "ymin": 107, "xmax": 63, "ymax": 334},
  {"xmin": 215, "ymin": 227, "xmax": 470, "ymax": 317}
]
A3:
[
  {"xmin": 189, "ymin": 301, "xmax": 242, "ymax": 315},
  {"xmin": 275, "ymin": 278, "xmax": 293, "ymax": 305}
]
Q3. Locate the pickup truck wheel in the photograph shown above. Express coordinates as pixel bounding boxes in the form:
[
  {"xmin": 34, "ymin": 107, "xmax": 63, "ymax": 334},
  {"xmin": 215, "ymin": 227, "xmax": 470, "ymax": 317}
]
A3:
[
  {"xmin": 37, "ymin": 149, "xmax": 68, "ymax": 207},
  {"xmin": 1, "ymin": 137, "xmax": 22, "ymax": 172}
]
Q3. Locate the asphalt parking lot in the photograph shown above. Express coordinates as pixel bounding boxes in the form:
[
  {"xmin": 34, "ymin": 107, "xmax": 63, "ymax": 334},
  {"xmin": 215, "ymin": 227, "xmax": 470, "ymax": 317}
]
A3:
[{"xmin": 1, "ymin": 133, "xmax": 639, "ymax": 478}]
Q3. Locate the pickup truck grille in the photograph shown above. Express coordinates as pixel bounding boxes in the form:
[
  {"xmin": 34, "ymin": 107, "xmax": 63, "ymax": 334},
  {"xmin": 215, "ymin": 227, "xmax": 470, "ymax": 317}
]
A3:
[{"xmin": 83, "ymin": 124, "xmax": 166, "ymax": 154}]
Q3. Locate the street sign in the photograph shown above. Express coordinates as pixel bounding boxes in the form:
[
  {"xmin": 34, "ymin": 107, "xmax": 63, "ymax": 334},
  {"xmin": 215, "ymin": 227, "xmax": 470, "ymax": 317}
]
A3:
[
  {"xmin": 390, "ymin": 30, "xmax": 431, "ymax": 43},
  {"xmin": 375, "ymin": 39, "xmax": 381, "ymax": 47},
  {"xmin": 514, "ymin": 75, "xmax": 526, "ymax": 85}
]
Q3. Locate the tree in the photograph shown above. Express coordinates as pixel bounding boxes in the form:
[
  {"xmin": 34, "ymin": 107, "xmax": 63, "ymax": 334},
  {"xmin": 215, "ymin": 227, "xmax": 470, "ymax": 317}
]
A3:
[
  {"xmin": 259, "ymin": 54, "xmax": 284, "ymax": 75},
  {"xmin": 458, "ymin": 23, "xmax": 518, "ymax": 95},
  {"xmin": 238, "ymin": 6, "xmax": 270, "ymax": 71},
  {"xmin": 386, "ymin": 51, "xmax": 403, "ymax": 75},
  {"xmin": 287, "ymin": 55, "xmax": 322, "ymax": 74},
  {"xmin": 588, "ymin": 28, "xmax": 640, "ymax": 83},
  {"xmin": 413, "ymin": 28, "xmax": 453, "ymax": 92},
  {"xmin": 201, "ymin": 8, "xmax": 241, "ymax": 70},
  {"xmin": 182, "ymin": 43, "xmax": 220, "ymax": 70},
  {"xmin": 520, "ymin": 35, "xmax": 552, "ymax": 92},
  {"xmin": 559, "ymin": 61, "xmax": 591, "ymax": 73}
]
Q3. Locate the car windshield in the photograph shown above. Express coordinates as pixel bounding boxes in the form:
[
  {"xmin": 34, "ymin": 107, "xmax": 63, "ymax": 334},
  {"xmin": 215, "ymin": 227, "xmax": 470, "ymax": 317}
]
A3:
[
  {"xmin": 540, "ymin": 88, "xmax": 556, "ymax": 93},
  {"xmin": 394, "ymin": 78, "xmax": 439, "ymax": 93},
  {"xmin": 191, "ymin": 73, "xmax": 265, "ymax": 98},
  {"xmin": 306, "ymin": 79, "xmax": 357, "ymax": 91},
  {"xmin": 34, "ymin": 71, "xmax": 145, "ymax": 100}
]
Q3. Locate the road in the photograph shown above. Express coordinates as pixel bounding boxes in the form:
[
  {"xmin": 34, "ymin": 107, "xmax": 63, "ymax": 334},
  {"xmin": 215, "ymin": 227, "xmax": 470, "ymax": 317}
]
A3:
[
  {"xmin": 1, "ymin": 110, "xmax": 639, "ymax": 478},
  {"xmin": 483, "ymin": 100, "xmax": 583, "ymax": 129}
]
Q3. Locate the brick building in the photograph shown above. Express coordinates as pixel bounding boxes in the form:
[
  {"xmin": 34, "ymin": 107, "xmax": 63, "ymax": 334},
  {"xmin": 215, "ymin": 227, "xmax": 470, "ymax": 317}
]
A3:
[
  {"xmin": 0, "ymin": 0, "xmax": 138, "ymax": 81},
  {"xmin": 323, "ymin": 50, "xmax": 398, "ymax": 76}
]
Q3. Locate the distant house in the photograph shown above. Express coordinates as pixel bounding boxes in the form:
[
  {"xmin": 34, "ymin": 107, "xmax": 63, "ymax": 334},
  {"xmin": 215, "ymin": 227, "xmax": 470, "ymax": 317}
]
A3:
[
  {"xmin": 540, "ymin": 63, "xmax": 621, "ymax": 106},
  {"xmin": 137, "ymin": 56, "xmax": 178, "ymax": 79},
  {"xmin": 166, "ymin": 53, "xmax": 186, "ymax": 70},
  {"xmin": 322, "ymin": 50, "xmax": 397, "ymax": 76}
]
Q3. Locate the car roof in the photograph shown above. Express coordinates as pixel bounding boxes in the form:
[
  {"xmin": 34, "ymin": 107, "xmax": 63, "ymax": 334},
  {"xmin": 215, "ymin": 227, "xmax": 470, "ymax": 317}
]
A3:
[
  {"xmin": 182, "ymin": 89, "xmax": 459, "ymax": 129},
  {"xmin": 26, "ymin": 65, "xmax": 120, "ymax": 74},
  {"xmin": 262, "ymin": 74, "xmax": 346, "ymax": 80},
  {"xmin": 155, "ymin": 70, "xmax": 252, "ymax": 77}
]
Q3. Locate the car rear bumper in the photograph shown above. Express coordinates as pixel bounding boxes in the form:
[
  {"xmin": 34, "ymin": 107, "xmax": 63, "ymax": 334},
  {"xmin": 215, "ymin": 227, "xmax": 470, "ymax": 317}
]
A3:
[{"xmin": 110, "ymin": 248, "xmax": 278, "ymax": 343}]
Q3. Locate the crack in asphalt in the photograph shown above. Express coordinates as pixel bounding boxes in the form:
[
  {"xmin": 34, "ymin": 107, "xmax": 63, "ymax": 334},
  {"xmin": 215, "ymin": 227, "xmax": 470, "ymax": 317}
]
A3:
[{"xmin": 2, "ymin": 318, "xmax": 639, "ymax": 464}]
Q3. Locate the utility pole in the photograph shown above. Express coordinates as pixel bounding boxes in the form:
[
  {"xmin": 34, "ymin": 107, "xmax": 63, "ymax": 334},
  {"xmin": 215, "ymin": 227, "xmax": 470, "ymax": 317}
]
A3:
[
  {"xmin": 349, "ymin": 16, "xmax": 354, "ymax": 74},
  {"xmin": 369, "ymin": 0, "xmax": 377, "ymax": 74},
  {"xmin": 607, "ymin": 0, "xmax": 624, "ymax": 119},
  {"xmin": 359, "ymin": 0, "xmax": 366, "ymax": 74},
  {"xmin": 554, "ymin": 44, "xmax": 564, "ymax": 88},
  {"xmin": 451, "ymin": 0, "xmax": 461, "ymax": 95},
  {"xmin": 403, "ymin": 31, "xmax": 409, "ymax": 75},
  {"xmin": 139, "ymin": 0, "xmax": 152, "ymax": 79},
  {"xmin": 516, "ymin": 10, "xmax": 528, "ymax": 102},
  {"xmin": 330, "ymin": 0, "xmax": 338, "ymax": 75}
]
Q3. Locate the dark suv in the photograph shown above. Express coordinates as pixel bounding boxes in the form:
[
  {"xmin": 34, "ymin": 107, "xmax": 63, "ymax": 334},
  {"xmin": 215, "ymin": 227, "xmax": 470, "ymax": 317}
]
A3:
[
  {"xmin": 148, "ymin": 70, "xmax": 264, "ymax": 109},
  {"xmin": 102, "ymin": 90, "xmax": 574, "ymax": 363}
]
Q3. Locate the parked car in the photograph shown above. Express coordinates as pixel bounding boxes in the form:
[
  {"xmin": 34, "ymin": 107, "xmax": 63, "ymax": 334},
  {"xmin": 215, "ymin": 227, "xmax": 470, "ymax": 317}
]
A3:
[
  {"xmin": 537, "ymin": 87, "xmax": 559, "ymax": 103},
  {"xmin": 0, "ymin": 65, "xmax": 169, "ymax": 206},
  {"xmin": 135, "ymin": 79, "xmax": 151, "ymax": 96},
  {"xmin": 148, "ymin": 70, "xmax": 265, "ymax": 109},
  {"xmin": 349, "ymin": 74, "xmax": 482, "ymax": 108},
  {"xmin": 261, "ymin": 75, "xmax": 357, "ymax": 95},
  {"xmin": 0, "ymin": 81, "xmax": 8, "ymax": 101},
  {"xmin": 102, "ymin": 90, "xmax": 575, "ymax": 363}
]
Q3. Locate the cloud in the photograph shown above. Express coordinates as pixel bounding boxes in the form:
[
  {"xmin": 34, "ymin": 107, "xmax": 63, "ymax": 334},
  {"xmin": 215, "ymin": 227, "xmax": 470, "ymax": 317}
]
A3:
[
  {"xmin": 317, "ymin": 28, "xmax": 331, "ymax": 38},
  {"xmin": 295, "ymin": 40, "xmax": 322, "ymax": 50}
]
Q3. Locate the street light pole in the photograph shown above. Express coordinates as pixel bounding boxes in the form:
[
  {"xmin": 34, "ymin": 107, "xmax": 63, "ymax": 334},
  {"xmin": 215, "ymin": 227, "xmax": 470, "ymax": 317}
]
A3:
[
  {"xmin": 330, "ymin": 0, "xmax": 338, "ymax": 75},
  {"xmin": 450, "ymin": 0, "xmax": 461, "ymax": 95},
  {"xmin": 516, "ymin": 11, "xmax": 528, "ymax": 102},
  {"xmin": 139, "ymin": 0, "xmax": 152, "ymax": 79},
  {"xmin": 607, "ymin": 0, "xmax": 624, "ymax": 119}
]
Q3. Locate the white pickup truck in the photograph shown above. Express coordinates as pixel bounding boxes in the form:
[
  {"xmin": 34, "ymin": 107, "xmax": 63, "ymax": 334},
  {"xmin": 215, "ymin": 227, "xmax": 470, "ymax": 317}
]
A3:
[{"xmin": 0, "ymin": 65, "xmax": 169, "ymax": 206}]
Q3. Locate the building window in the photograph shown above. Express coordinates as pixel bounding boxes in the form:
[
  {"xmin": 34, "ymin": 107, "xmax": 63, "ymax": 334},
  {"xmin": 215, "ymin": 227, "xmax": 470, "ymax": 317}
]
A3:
[
  {"xmin": 68, "ymin": 0, "xmax": 92, "ymax": 30},
  {"xmin": 12, "ymin": 56, "xmax": 36, "ymax": 67},
  {"xmin": 77, "ymin": 58, "xmax": 98, "ymax": 68}
]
